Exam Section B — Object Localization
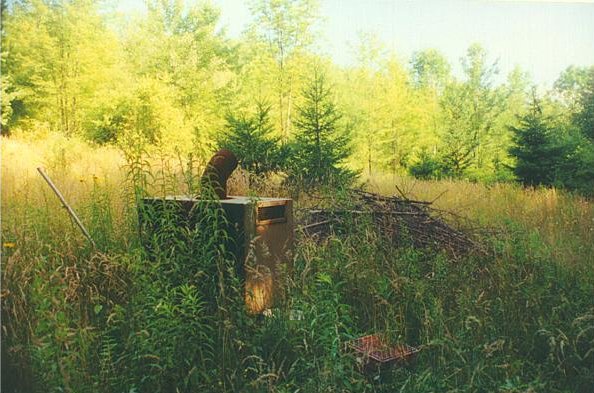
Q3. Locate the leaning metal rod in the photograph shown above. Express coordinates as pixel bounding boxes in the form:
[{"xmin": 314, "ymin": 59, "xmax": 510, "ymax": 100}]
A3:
[{"xmin": 37, "ymin": 167, "xmax": 97, "ymax": 248}]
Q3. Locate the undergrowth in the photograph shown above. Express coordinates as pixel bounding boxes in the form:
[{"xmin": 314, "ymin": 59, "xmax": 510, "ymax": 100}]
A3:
[{"xmin": 2, "ymin": 136, "xmax": 593, "ymax": 392}]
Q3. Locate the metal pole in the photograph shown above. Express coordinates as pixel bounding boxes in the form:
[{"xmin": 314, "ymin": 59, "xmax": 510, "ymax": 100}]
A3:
[{"xmin": 37, "ymin": 167, "xmax": 96, "ymax": 248}]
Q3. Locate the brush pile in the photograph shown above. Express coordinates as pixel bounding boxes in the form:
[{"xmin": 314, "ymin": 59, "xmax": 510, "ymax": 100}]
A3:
[{"xmin": 297, "ymin": 189, "xmax": 483, "ymax": 256}]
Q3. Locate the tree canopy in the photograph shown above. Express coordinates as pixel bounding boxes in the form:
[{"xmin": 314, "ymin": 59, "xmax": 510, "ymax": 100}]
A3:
[{"xmin": 2, "ymin": 0, "xmax": 593, "ymax": 193}]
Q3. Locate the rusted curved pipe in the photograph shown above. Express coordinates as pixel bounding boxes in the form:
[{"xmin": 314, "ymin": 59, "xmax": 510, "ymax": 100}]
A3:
[{"xmin": 201, "ymin": 149, "xmax": 238, "ymax": 199}]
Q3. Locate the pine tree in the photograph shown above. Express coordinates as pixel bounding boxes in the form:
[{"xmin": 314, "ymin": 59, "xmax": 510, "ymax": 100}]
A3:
[
  {"xmin": 218, "ymin": 102, "xmax": 281, "ymax": 175},
  {"xmin": 288, "ymin": 70, "xmax": 355, "ymax": 187},
  {"xmin": 509, "ymin": 95, "xmax": 566, "ymax": 186}
]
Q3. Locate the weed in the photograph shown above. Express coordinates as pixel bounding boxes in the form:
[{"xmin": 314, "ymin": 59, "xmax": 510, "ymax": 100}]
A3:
[{"xmin": 1, "ymin": 136, "xmax": 593, "ymax": 392}]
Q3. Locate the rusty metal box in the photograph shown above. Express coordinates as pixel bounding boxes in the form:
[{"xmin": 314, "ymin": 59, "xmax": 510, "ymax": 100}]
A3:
[{"xmin": 140, "ymin": 195, "xmax": 293, "ymax": 313}]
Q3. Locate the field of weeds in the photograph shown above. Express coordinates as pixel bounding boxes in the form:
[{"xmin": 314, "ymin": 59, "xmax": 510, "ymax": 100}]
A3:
[{"xmin": 2, "ymin": 135, "xmax": 594, "ymax": 392}]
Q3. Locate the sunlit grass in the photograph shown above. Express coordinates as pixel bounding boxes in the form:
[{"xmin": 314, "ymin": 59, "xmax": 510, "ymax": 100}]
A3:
[
  {"xmin": 364, "ymin": 171, "xmax": 594, "ymax": 270},
  {"xmin": 4, "ymin": 135, "xmax": 592, "ymax": 266},
  {"xmin": 2, "ymin": 134, "xmax": 128, "ymax": 250},
  {"xmin": 2, "ymin": 135, "xmax": 593, "ymax": 392}
]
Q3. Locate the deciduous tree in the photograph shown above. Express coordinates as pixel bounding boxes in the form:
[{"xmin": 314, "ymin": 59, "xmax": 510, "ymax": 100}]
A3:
[{"xmin": 248, "ymin": 0, "xmax": 319, "ymax": 140}]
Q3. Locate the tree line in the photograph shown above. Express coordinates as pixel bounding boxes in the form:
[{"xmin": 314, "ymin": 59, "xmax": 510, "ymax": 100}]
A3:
[{"xmin": 1, "ymin": 0, "xmax": 593, "ymax": 193}]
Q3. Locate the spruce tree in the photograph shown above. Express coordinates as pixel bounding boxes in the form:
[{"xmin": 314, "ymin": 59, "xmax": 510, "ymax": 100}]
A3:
[
  {"xmin": 289, "ymin": 70, "xmax": 355, "ymax": 187},
  {"xmin": 509, "ymin": 95, "xmax": 565, "ymax": 186},
  {"xmin": 218, "ymin": 102, "xmax": 281, "ymax": 175}
]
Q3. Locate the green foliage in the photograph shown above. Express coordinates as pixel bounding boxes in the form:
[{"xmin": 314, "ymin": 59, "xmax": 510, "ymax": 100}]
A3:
[
  {"xmin": 4, "ymin": 1, "xmax": 594, "ymax": 390},
  {"xmin": 410, "ymin": 48, "xmax": 451, "ymax": 91},
  {"xmin": 128, "ymin": 0, "xmax": 234, "ymax": 133},
  {"xmin": 555, "ymin": 65, "xmax": 594, "ymax": 141},
  {"xmin": 88, "ymin": 97, "xmax": 131, "ymax": 144},
  {"xmin": 88, "ymin": 79, "xmax": 186, "ymax": 145},
  {"xmin": 509, "ymin": 96, "xmax": 564, "ymax": 186},
  {"xmin": 0, "ymin": 73, "xmax": 20, "ymax": 135},
  {"xmin": 3, "ymin": 148, "xmax": 594, "ymax": 392},
  {"xmin": 509, "ymin": 94, "xmax": 594, "ymax": 194},
  {"xmin": 218, "ymin": 102, "xmax": 282, "ymax": 175},
  {"xmin": 287, "ymin": 69, "xmax": 356, "ymax": 187},
  {"xmin": 576, "ymin": 73, "xmax": 594, "ymax": 141},
  {"xmin": 248, "ymin": 0, "xmax": 320, "ymax": 139},
  {"xmin": 2, "ymin": 0, "xmax": 593, "ymax": 191},
  {"xmin": 408, "ymin": 149, "xmax": 444, "ymax": 180},
  {"xmin": 2, "ymin": 0, "xmax": 120, "ymax": 135},
  {"xmin": 436, "ymin": 44, "xmax": 507, "ymax": 178}
]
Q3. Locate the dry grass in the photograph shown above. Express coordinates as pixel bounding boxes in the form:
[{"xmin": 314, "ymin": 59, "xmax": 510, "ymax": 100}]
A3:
[
  {"xmin": 2, "ymin": 134, "xmax": 129, "ymax": 249},
  {"xmin": 2, "ymin": 135, "xmax": 593, "ymax": 393},
  {"xmin": 364, "ymin": 172, "xmax": 594, "ymax": 269},
  {"xmin": 3, "ymin": 135, "xmax": 592, "ymax": 264}
]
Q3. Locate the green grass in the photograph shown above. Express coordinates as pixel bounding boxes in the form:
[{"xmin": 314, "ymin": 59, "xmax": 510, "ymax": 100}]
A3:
[{"xmin": 2, "ymin": 136, "xmax": 593, "ymax": 392}]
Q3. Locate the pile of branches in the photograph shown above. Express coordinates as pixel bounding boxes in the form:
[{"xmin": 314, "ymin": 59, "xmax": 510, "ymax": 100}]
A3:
[{"xmin": 297, "ymin": 189, "xmax": 484, "ymax": 257}]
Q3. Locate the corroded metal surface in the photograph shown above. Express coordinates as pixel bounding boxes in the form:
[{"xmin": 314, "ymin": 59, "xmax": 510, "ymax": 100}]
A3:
[
  {"xmin": 200, "ymin": 149, "xmax": 238, "ymax": 199},
  {"xmin": 348, "ymin": 334, "xmax": 420, "ymax": 367}
]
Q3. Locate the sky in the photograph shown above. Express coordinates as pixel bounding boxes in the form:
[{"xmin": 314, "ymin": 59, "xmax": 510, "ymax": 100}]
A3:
[{"xmin": 118, "ymin": 0, "xmax": 594, "ymax": 88}]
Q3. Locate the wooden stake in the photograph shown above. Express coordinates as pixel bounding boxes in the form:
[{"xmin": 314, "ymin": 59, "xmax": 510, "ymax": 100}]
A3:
[{"xmin": 37, "ymin": 167, "xmax": 96, "ymax": 248}]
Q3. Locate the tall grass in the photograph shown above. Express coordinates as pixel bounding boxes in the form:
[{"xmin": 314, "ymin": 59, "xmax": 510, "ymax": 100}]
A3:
[
  {"xmin": 2, "ymin": 135, "xmax": 593, "ymax": 392},
  {"xmin": 365, "ymin": 172, "xmax": 594, "ymax": 272}
]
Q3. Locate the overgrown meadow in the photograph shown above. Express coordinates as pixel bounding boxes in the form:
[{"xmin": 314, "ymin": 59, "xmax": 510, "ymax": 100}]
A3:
[
  {"xmin": 2, "ymin": 0, "xmax": 594, "ymax": 390},
  {"xmin": 2, "ymin": 135, "xmax": 593, "ymax": 393}
]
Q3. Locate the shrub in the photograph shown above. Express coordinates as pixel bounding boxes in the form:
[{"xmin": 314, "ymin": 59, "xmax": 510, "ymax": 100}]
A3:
[
  {"xmin": 408, "ymin": 149, "xmax": 444, "ymax": 180},
  {"xmin": 218, "ymin": 102, "xmax": 282, "ymax": 176}
]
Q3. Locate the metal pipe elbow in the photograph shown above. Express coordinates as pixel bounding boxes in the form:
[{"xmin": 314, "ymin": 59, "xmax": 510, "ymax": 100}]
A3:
[{"xmin": 201, "ymin": 149, "xmax": 238, "ymax": 199}]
